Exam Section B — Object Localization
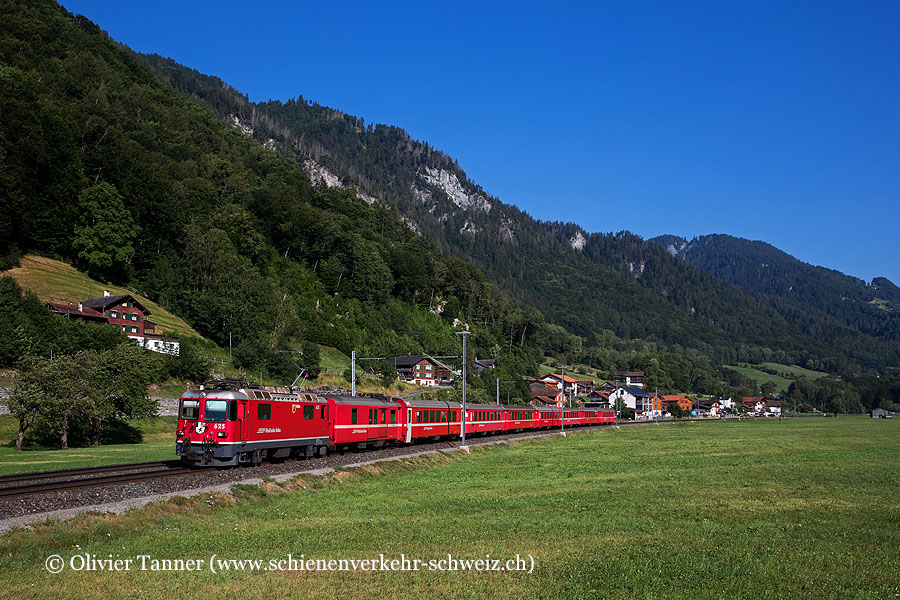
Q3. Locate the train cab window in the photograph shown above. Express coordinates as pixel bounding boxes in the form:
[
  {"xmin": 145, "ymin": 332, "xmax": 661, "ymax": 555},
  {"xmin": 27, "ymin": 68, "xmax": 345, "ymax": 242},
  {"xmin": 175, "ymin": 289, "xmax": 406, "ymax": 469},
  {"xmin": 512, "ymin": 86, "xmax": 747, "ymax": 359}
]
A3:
[
  {"xmin": 303, "ymin": 405, "xmax": 314, "ymax": 420},
  {"xmin": 320, "ymin": 405, "xmax": 327, "ymax": 420},
  {"xmin": 390, "ymin": 410, "xmax": 396, "ymax": 424},
  {"xmin": 351, "ymin": 408, "xmax": 358, "ymax": 424},
  {"xmin": 228, "ymin": 401, "xmax": 237, "ymax": 421},
  {"xmin": 180, "ymin": 399, "xmax": 200, "ymax": 420},
  {"xmin": 258, "ymin": 403, "xmax": 271, "ymax": 420},
  {"xmin": 204, "ymin": 400, "xmax": 227, "ymax": 421}
]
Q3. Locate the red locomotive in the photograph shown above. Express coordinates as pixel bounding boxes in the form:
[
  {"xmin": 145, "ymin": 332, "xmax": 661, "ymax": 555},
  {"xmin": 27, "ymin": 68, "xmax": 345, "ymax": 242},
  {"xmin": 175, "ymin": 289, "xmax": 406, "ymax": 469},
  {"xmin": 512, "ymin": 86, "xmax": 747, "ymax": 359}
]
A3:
[{"xmin": 176, "ymin": 381, "xmax": 615, "ymax": 466}]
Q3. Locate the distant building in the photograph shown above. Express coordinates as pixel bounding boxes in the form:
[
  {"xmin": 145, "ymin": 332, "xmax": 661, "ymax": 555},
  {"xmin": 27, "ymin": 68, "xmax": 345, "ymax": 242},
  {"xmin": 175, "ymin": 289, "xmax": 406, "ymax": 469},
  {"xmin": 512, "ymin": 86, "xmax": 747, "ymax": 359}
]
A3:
[
  {"xmin": 473, "ymin": 357, "xmax": 497, "ymax": 376},
  {"xmin": 616, "ymin": 371, "xmax": 645, "ymax": 387},
  {"xmin": 661, "ymin": 395, "xmax": 694, "ymax": 413},
  {"xmin": 48, "ymin": 290, "xmax": 178, "ymax": 354},
  {"xmin": 539, "ymin": 373, "xmax": 582, "ymax": 397},
  {"xmin": 741, "ymin": 396, "xmax": 766, "ymax": 413},
  {"xmin": 611, "ymin": 385, "xmax": 661, "ymax": 417},
  {"xmin": 391, "ymin": 355, "xmax": 452, "ymax": 386},
  {"xmin": 871, "ymin": 408, "xmax": 889, "ymax": 418}
]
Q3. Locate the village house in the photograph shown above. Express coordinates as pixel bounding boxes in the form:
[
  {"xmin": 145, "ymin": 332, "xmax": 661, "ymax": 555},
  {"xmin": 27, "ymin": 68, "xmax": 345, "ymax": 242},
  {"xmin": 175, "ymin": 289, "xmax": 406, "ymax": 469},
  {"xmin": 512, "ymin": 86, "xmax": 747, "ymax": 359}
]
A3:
[
  {"xmin": 615, "ymin": 371, "xmax": 645, "ymax": 387},
  {"xmin": 473, "ymin": 357, "xmax": 497, "ymax": 376},
  {"xmin": 391, "ymin": 355, "xmax": 453, "ymax": 387},
  {"xmin": 661, "ymin": 394, "xmax": 694, "ymax": 414},
  {"xmin": 707, "ymin": 396, "xmax": 736, "ymax": 412},
  {"xmin": 698, "ymin": 398, "xmax": 722, "ymax": 416},
  {"xmin": 610, "ymin": 385, "xmax": 662, "ymax": 418},
  {"xmin": 539, "ymin": 373, "xmax": 582, "ymax": 397},
  {"xmin": 741, "ymin": 397, "xmax": 766, "ymax": 413},
  {"xmin": 48, "ymin": 290, "xmax": 179, "ymax": 354}
]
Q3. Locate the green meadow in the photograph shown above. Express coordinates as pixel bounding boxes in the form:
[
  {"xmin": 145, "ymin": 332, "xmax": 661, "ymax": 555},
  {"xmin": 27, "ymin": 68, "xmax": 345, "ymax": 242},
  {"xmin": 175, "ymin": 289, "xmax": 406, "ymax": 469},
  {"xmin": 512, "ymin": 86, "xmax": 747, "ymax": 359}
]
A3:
[
  {"xmin": 0, "ymin": 416, "xmax": 177, "ymax": 475},
  {"xmin": 1, "ymin": 418, "xmax": 898, "ymax": 599}
]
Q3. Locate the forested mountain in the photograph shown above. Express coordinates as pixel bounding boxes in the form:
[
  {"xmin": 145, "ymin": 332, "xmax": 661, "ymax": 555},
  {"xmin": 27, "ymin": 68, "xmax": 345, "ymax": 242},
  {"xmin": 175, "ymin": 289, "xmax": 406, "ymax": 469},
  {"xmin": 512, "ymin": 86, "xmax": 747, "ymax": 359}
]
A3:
[
  {"xmin": 0, "ymin": 0, "xmax": 547, "ymax": 401},
  {"xmin": 650, "ymin": 234, "xmax": 900, "ymax": 342},
  {"xmin": 137, "ymin": 56, "xmax": 900, "ymax": 373}
]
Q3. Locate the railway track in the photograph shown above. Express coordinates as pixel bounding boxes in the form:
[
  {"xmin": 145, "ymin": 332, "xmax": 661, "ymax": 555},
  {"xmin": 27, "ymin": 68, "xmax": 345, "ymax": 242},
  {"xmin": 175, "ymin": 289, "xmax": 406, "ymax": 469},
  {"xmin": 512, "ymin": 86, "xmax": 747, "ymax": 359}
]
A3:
[{"xmin": 0, "ymin": 461, "xmax": 193, "ymax": 499}]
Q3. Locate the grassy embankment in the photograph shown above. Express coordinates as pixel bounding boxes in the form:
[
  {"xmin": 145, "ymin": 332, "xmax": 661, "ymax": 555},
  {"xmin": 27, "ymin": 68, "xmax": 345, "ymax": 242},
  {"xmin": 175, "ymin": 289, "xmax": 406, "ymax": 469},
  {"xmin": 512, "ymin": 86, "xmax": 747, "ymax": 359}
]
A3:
[
  {"xmin": 725, "ymin": 362, "xmax": 829, "ymax": 394},
  {"xmin": 1, "ymin": 417, "xmax": 897, "ymax": 599}
]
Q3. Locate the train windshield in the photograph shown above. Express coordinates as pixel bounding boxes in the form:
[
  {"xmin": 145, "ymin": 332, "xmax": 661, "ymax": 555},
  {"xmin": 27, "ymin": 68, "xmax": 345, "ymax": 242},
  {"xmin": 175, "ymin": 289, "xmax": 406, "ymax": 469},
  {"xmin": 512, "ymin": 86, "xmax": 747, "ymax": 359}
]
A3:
[
  {"xmin": 204, "ymin": 400, "xmax": 228, "ymax": 422},
  {"xmin": 180, "ymin": 399, "xmax": 200, "ymax": 420}
]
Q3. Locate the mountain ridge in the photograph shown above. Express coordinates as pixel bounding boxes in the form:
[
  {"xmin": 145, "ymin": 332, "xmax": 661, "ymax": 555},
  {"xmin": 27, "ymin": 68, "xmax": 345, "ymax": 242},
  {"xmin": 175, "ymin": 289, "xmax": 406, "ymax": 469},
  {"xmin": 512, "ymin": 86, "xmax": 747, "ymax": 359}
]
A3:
[{"xmin": 135, "ymin": 53, "xmax": 900, "ymax": 371}]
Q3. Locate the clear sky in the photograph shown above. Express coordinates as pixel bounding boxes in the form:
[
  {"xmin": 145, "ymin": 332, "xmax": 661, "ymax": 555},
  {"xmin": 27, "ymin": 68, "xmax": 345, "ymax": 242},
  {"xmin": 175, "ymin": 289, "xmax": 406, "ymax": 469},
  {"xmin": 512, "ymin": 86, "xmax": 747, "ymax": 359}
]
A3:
[{"xmin": 60, "ymin": 0, "xmax": 900, "ymax": 283}]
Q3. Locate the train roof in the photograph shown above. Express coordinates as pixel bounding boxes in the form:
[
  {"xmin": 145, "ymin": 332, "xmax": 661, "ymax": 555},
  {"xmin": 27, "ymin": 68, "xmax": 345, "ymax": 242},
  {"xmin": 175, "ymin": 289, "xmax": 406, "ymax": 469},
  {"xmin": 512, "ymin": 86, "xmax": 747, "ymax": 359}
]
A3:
[
  {"xmin": 181, "ymin": 390, "xmax": 248, "ymax": 400},
  {"xmin": 464, "ymin": 403, "xmax": 506, "ymax": 411},
  {"xmin": 402, "ymin": 398, "xmax": 459, "ymax": 409},
  {"xmin": 325, "ymin": 395, "xmax": 403, "ymax": 408}
]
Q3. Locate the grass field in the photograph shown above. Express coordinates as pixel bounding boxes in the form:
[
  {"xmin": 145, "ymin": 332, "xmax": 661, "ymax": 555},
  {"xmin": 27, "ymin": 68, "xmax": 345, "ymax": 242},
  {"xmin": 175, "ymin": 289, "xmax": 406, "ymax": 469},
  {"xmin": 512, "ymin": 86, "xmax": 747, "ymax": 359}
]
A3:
[
  {"xmin": 2, "ymin": 255, "xmax": 204, "ymax": 340},
  {"xmin": 1, "ymin": 417, "xmax": 897, "ymax": 598},
  {"xmin": 0, "ymin": 416, "xmax": 177, "ymax": 475},
  {"xmin": 757, "ymin": 362, "xmax": 829, "ymax": 380},
  {"xmin": 538, "ymin": 361, "xmax": 602, "ymax": 383}
]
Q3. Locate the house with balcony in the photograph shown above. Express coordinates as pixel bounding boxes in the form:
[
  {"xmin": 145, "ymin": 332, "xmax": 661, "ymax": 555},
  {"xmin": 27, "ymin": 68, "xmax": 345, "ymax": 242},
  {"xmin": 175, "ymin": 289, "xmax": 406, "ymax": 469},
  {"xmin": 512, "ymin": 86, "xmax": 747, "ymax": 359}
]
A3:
[{"xmin": 48, "ymin": 290, "xmax": 178, "ymax": 354}]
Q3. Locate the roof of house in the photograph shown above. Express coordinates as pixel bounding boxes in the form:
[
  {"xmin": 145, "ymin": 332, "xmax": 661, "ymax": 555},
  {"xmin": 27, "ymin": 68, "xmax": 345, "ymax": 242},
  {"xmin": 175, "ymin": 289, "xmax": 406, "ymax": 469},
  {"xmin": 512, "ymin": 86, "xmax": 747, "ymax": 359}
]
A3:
[
  {"xmin": 742, "ymin": 396, "xmax": 764, "ymax": 405},
  {"xmin": 474, "ymin": 358, "xmax": 497, "ymax": 368},
  {"xmin": 616, "ymin": 385, "xmax": 654, "ymax": 398},
  {"xmin": 392, "ymin": 355, "xmax": 433, "ymax": 368},
  {"xmin": 541, "ymin": 373, "xmax": 579, "ymax": 383},
  {"xmin": 81, "ymin": 293, "xmax": 150, "ymax": 315},
  {"xmin": 616, "ymin": 371, "xmax": 645, "ymax": 377},
  {"xmin": 662, "ymin": 395, "xmax": 693, "ymax": 402},
  {"xmin": 47, "ymin": 302, "xmax": 107, "ymax": 320}
]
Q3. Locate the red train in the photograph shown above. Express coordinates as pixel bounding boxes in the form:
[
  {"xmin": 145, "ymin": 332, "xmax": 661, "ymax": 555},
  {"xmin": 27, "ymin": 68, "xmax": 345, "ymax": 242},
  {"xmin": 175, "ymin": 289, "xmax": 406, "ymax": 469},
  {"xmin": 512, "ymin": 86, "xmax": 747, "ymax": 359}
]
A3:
[{"xmin": 176, "ymin": 382, "xmax": 615, "ymax": 466}]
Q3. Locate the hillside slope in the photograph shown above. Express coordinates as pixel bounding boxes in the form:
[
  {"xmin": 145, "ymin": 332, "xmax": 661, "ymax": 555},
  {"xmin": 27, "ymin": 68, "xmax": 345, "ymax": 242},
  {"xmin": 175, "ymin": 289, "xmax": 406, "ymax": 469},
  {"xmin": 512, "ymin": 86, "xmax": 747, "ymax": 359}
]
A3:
[{"xmin": 1, "ymin": 255, "xmax": 204, "ymax": 340}]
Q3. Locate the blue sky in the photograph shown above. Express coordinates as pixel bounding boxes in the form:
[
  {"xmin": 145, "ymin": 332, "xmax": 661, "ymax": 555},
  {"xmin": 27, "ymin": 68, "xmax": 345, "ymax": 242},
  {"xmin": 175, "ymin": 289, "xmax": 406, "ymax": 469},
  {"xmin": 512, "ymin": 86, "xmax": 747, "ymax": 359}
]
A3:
[{"xmin": 61, "ymin": 1, "xmax": 900, "ymax": 283}]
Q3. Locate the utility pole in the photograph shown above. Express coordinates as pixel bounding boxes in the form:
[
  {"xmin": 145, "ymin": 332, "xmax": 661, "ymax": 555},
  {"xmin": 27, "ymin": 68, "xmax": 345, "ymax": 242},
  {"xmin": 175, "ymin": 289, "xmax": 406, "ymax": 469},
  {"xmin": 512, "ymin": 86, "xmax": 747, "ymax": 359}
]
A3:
[
  {"xmin": 496, "ymin": 377, "xmax": 500, "ymax": 405},
  {"xmin": 560, "ymin": 366, "xmax": 566, "ymax": 436},
  {"xmin": 456, "ymin": 331, "xmax": 470, "ymax": 450},
  {"xmin": 351, "ymin": 350, "xmax": 356, "ymax": 397},
  {"xmin": 229, "ymin": 332, "xmax": 232, "ymax": 362}
]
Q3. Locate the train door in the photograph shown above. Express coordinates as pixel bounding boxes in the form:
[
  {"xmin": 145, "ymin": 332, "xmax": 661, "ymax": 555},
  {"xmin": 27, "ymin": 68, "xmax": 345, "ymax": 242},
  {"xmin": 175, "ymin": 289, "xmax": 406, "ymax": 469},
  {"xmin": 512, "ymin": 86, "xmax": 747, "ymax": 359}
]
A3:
[
  {"xmin": 367, "ymin": 409, "xmax": 378, "ymax": 440},
  {"xmin": 378, "ymin": 408, "xmax": 388, "ymax": 439},
  {"xmin": 406, "ymin": 408, "xmax": 412, "ymax": 443},
  {"xmin": 238, "ymin": 400, "xmax": 249, "ymax": 444}
]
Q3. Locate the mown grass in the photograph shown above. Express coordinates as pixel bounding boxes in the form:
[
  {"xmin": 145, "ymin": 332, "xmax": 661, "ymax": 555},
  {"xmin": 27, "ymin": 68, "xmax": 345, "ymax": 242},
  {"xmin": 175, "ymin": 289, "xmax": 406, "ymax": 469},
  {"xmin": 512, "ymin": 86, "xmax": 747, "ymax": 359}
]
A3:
[
  {"xmin": 725, "ymin": 364, "xmax": 795, "ymax": 393},
  {"xmin": 1, "ymin": 417, "xmax": 897, "ymax": 599},
  {"xmin": 757, "ymin": 362, "xmax": 829, "ymax": 380},
  {"xmin": 1, "ymin": 255, "xmax": 204, "ymax": 340},
  {"xmin": 0, "ymin": 416, "xmax": 177, "ymax": 474}
]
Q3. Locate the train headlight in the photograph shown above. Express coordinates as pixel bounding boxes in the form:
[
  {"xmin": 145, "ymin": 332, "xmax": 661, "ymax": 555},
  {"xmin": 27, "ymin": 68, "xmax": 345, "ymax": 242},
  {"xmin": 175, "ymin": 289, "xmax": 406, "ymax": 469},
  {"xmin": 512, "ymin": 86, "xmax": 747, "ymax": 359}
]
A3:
[
  {"xmin": 177, "ymin": 429, "xmax": 184, "ymax": 437},
  {"xmin": 217, "ymin": 432, "xmax": 227, "ymax": 438}
]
